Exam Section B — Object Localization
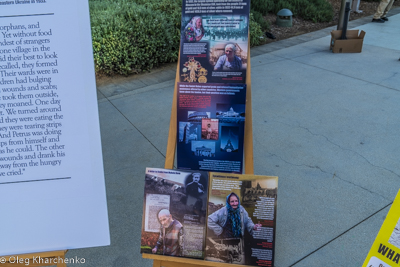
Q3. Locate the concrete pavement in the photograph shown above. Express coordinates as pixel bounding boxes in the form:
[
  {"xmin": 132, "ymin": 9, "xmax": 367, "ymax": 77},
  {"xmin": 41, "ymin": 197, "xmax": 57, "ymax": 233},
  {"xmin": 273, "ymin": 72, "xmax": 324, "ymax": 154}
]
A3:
[{"xmin": 67, "ymin": 9, "xmax": 400, "ymax": 267}]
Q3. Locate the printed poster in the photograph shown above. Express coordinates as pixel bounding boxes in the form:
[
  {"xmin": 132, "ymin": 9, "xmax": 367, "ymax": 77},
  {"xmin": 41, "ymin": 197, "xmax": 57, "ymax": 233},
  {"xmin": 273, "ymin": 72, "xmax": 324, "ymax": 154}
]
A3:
[
  {"xmin": 141, "ymin": 168, "xmax": 209, "ymax": 259},
  {"xmin": 0, "ymin": 1, "xmax": 109, "ymax": 256},
  {"xmin": 362, "ymin": 190, "xmax": 400, "ymax": 267},
  {"xmin": 179, "ymin": 0, "xmax": 250, "ymax": 84},
  {"xmin": 176, "ymin": 82, "xmax": 246, "ymax": 173},
  {"xmin": 206, "ymin": 172, "xmax": 278, "ymax": 266}
]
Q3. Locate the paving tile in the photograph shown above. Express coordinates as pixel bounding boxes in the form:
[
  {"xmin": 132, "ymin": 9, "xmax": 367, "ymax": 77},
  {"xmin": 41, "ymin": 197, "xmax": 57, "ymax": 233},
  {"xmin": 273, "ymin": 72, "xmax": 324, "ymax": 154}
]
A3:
[
  {"xmin": 291, "ymin": 205, "xmax": 390, "ymax": 267},
  {"xmin": 65, "ymin": 11, "xmax": 400, "ymax": 267},
  {"xmin": 64, "ymin": 100, "xmax": 164, "ymax": 267}
]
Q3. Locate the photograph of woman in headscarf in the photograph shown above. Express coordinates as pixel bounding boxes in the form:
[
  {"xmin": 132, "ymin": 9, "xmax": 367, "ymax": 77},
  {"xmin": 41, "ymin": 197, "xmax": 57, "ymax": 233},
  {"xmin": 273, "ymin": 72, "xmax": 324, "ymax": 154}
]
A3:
[
  {"xmin": 208, "ymin": 192, "xmax": 261, "ymax": 238},
  {"xmin": 183, "ymin": 16, "xmax": 205, "ymax": 42}
]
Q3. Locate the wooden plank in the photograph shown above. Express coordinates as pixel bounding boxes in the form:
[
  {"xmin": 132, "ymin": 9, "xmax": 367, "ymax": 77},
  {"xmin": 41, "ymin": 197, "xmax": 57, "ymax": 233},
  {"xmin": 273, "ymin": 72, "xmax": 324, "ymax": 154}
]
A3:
[
  {"xmin": 159, "ymin": 261, "xmax": 201, "ymax": 267},
  {"xmin": 244, "ymin": 39, "xmax": 254, "ymax": 175},
  {"xmin": 153, "ymin": 259, "xmax": 162, "ymax": 267},
  {"xmin": 143, "ymin": 254, "xmax": 248, "ymax": 267},
  {"xmin": 164, "ymin": 54, "xmax": 181, "ymax": 169}
]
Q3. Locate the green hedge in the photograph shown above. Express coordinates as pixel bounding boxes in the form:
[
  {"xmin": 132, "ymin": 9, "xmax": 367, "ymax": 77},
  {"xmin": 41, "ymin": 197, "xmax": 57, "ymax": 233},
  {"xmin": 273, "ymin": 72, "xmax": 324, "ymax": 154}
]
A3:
[
  {"xmin": 90, "ymin": 0, "xmax": 333, "ymax": 75},
  {"xmin": 249, "ymin": 13, "xmax": 265, "ymax": 47},
  {"xmin": 90, "ymin": 0, "xmax": 180, "ymax": 75}
]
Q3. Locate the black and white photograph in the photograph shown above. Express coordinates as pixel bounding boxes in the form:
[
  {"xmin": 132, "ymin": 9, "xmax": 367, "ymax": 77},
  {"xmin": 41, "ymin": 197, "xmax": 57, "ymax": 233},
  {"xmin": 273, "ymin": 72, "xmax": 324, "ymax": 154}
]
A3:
[
  {"xmin": 177, "ymin": 82, "xmax": 246, "ymax": 173},
  {"xmin": 178, "ymin": 122, "xmax": 201, "ymax": 143},
  {"xmin": 216, "ymin": 104, "xmax": 245, "ymax": 123},
  {"xmin": 141, "ymin": 168, "xmax": 209, "ymax": 259},
  {"xmin": 188, "ymin": 111, "xmax": 210, "ymax": 122},
  {"xmin": 220, "ymin": 126, "xmax": 239, "ymax": 153},
  {"xmin": 191, "ymin": 141, "xmax": 216, "ymax": 157}
]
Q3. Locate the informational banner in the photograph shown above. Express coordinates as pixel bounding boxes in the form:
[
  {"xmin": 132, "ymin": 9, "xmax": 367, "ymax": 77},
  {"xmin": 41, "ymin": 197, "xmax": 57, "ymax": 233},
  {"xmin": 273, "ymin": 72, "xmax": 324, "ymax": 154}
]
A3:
[
  {"xmin": 0, "ymin": 0, "xmax": 110, "ymax": 256},
  {"xmin": 176, "ymin": 0, "xmax": 250, "ymax": 173},
  {"xmin": 179, "ymin": 0, "xmax": 250, "ymax": 84},
  {"xmin": 141, "ymin": 168, "xmax": 209, "ymax": 259},
  {"xmin": 206, "ymin": 172, "xmax": 278, "ymax": 266},
  {"xmin": 176, "ymin": 82, "xmax": 246, "ymax": 173},
  {"xmin": 362, "ymin": 190, "xmax": 400, "ymax": 267}
]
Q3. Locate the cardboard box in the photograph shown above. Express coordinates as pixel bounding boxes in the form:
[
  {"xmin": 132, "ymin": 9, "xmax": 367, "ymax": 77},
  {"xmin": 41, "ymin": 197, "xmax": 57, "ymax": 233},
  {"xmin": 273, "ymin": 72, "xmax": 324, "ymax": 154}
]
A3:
[{"xmin": 330, "ymin": 29, "xmax": 366, "ymax": 53}]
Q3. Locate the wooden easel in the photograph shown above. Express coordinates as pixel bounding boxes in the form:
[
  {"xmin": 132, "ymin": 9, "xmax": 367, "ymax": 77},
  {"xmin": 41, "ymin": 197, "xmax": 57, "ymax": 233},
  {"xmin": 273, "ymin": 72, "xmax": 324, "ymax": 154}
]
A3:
[
  {"xmin": 2, "ymin": 250, "xmax": 68, "ymax": 267},
  {"xmin": 164, "ymin": 40, "xmax": 254, "ymax": 174},
  {"xmin": 144, "ymin": 40, "xmax": 254, "ymax": 267},
  {"xmin": 143, "ymin": 253, "xmax": 249, "ymax": 267}
]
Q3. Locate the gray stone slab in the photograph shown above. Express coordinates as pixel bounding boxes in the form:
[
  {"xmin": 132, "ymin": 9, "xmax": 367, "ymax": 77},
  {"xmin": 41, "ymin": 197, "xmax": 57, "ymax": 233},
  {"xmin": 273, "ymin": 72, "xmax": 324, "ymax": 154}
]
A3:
[
  {"xmin": 269, "ymin": 36, "xmax": 330, "ymax": 59},
  {"xmin": 107, "ymin": 80, "xmax": 175, "ymax": 101},
  {"xmin": 250, "ymin": 53, "xmax": 285, "ymax": 68},
  {"xmin": 247, "ymin": 57, "xmax": 399, "ymax": 265},
  {"xmin": 65, "ymin": 100, "xmax": 165, "ymax": 267},
  {"xmin": 97, "ymin": 89, "xmax": 106, "ymax": 101},
  {"xmin": 252, "ymin": 59, "xmax": 400, "ymax": 198},
  {"xmin": 255, "ymin": 42, "xmax": 290, "ymax": 53},
  {"xmin": 58, "ymin": 11, "xmax": 400, "ymax": 267},
  {"xmin": 277, "ymin": 38, "xmax": 305, "ymax": 49},
  {"xmin": 291, "ymin": 45, "xmax": 400, "ymax": 91},
  {"xmin": 96, "ymin": 63, "xmax": 176, "ymax": 98},
  {"xmin": 299, "ymin": 28, "xmax": 333, "ymax": 40},
  {"xmin": 250, "ymin": 48, "xmax": 269, "ymax": 57},
  {"xmin": 138, "ymin": 68, "xmax": 176, "ymax": 86},
  {"xmin": 98, "ymin": 79, "xmax": 147, "ymax": 98},
  {"xmin": 269, "ymin": 165, "xmax": 389, "ymax": 267},
  {"xmin": 110, "ymin": 83, "xmax": 175, "ymax": 159},
  {"xmin": 292, "ymin": 205, "xmax": 390, "ymax": 267},
  {"xmin": 356, "ymin": 18, "xmax": 400, "ymax": 51}
]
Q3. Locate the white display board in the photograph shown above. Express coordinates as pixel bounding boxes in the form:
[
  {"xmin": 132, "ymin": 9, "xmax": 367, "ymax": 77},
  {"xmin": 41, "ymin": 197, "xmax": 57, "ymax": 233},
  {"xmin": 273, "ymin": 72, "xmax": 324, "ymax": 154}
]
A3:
[{"xmin": 0, "ymin": 0, "xmax": 110, "ymax": 255}]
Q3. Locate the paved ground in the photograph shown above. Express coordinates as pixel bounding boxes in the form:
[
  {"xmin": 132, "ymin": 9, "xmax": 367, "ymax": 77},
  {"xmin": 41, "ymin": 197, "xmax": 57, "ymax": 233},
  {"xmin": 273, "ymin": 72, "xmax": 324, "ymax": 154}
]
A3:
[{"xmin": 67, "ymin": 9, "xmax": 400, "ymax": 267}]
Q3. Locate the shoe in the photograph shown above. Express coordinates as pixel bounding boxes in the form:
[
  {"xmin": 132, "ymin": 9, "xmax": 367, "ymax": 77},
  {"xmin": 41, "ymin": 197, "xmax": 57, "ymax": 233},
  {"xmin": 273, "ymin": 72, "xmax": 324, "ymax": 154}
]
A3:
[
  {"xmin": 372, "ymin": 18, "xmax": 385, "ymax": 23},
  {"xmin": 381, "ymin": 17, "xmax": 389, "ymax": 21},
  {"xmin": 353, "ymin": 10, "xmax": 363, "ymax": 14}
]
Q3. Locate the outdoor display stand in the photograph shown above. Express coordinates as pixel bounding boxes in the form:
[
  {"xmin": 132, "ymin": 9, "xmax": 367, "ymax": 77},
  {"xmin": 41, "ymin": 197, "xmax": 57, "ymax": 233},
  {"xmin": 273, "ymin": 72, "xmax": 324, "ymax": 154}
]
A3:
[
  {"xmin": 2, "ymin": 250, "xmax": 67, "ymax": 267},
  {"xmin": 143, "ymin": 253, "xmax": 249, "ymax": 267},
  {"xmin": 164, "ymin": 48, "xmax": 254, "ymax": 174},
  {"xmin": 142, "ymin": 40, "xmax": 254, "ymax": 267},
  {"xmin": 139, "ymin": 0, "xmax": 264, "ymax": 262}
]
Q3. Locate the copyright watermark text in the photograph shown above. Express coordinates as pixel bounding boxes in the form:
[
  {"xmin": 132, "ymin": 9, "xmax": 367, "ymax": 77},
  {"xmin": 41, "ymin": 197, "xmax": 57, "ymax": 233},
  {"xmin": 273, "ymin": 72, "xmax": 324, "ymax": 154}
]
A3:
[{"xmin": 0, "ymin": 256, "xmax": 85, "ymax": 265}]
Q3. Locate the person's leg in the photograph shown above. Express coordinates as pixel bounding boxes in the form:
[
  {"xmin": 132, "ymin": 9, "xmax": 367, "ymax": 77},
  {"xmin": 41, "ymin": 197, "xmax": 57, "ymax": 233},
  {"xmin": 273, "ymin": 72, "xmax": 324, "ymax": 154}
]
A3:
[
  {"xmin": 382, "ymin": 0, "xmax": 395, "ymax": 18},
  {"xmin": 373, "ymin": 0, "xmax": 390, "ymax": 19},
  {"xmin": 352, "ymin": 0, "xmax": 362, "ymax": 13}
]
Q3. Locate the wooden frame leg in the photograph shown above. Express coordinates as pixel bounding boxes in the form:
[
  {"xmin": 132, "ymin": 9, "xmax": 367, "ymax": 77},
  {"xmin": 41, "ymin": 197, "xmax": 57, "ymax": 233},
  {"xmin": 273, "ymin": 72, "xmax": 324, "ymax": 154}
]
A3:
[{"xmin": 153, "ymin": 259, "xmax": 162, "ymax": 267}]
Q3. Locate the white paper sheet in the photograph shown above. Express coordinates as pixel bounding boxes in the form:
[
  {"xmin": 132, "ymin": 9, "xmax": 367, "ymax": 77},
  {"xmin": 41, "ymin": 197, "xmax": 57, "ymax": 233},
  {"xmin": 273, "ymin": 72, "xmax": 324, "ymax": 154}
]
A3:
[{"xmin": 0, "ymin": 0, "xmax": 110, "ymax": 256}]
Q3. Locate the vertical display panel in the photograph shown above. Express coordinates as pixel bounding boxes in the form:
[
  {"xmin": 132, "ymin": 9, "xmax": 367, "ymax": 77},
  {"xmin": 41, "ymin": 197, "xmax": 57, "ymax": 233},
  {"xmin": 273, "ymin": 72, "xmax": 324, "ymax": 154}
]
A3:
[
  {"xmin": 179, "ymin": 0, "xmax": 250, "ymax": 84},
  {"xmin": 176, "ymin": 82, "xmax": 246, "ymax": 173},
  {"xmin": 0, "ymin": 0, "xmax": 110, "ymax": 256}
]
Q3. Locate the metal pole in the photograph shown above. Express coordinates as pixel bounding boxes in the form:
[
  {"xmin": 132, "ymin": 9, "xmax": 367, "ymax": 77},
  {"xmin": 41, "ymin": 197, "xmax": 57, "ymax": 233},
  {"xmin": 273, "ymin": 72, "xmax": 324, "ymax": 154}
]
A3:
[
  {"xmin": 337, "ymin": 0, "xmax": 352, "ymax": 30},
  {"xmin": 341, "ymin": 2, "xmax": 351, "ymax": 39}
]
